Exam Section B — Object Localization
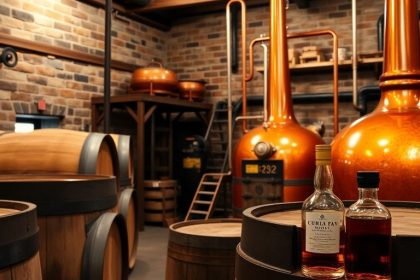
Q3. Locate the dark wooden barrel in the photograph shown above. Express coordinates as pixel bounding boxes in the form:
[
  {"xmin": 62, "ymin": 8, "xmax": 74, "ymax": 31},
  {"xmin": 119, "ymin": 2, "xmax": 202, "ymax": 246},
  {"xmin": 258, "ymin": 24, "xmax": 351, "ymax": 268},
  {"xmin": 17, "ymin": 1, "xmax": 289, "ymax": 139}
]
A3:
[
  {"xmin": 117, "ymin": 188, "xmax": 139, "ymax": 270},
  {"xmin": 144, "ymin": 180, "xmax": 177, "ymax": 223},
  {"xmin": 166, "ymin": 218, "xmax": 242, "ymax": 280},
  {"xmin": 0, "ymin": 200, "xmax": 42, "ymax": 280},
  {"xmin": 82, "ymin": 212, "xmax": 128, "ymax": 280},
  {"xmin": 110, "ymin": 134, "xmax": 134, "ymax": 188},
  {"xmin": 0, "ymin": 129, "xmax": 119, "ymax": 179},
  {"xmin": 0, "ymin": 174, "xmax": 127, "ymax": 280},
  {"xmin": 237, "ymin": 201, "xmax": 420, "ymax": 280}
]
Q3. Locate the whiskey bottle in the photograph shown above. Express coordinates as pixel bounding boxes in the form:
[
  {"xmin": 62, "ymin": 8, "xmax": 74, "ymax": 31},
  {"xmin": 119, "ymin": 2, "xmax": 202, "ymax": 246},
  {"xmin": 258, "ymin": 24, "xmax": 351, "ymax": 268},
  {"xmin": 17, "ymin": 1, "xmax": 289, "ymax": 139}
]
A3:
[
  {"xmin": 345, "ymin": 171, "xmax": 391, "ymax": 280},
  {"xmin": 301, "ymin": 144, "xmax": 345, "ymax": 279}
]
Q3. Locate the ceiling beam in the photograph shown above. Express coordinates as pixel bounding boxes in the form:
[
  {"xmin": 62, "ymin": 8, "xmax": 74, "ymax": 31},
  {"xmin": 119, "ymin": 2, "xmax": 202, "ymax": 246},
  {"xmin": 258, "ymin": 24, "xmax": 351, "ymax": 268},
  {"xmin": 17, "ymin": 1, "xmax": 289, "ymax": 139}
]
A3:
[{"xmin": 130, "ymin": 0, "xmax": 223, "ymax": 13}]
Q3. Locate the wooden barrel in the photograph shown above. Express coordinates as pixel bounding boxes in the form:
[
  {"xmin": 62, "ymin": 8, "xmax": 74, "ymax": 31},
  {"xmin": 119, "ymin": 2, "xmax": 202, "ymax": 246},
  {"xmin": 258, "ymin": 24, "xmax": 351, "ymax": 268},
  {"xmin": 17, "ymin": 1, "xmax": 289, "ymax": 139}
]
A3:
[
  {"xmin": 0, "ymin": 200, "xmax": 42, "ymax": 280},
  {"xmin": 166, "ymin": 218, "xmax": 242, "ymax": 280},
  {"xmin": 0, "ymin": 128, "xmax": 119, "ymax": 179},
  {"xmin": 144, "ymin": 180, "xmax": 177, "ymax": 223},
  {"xmin": 0, "ymin": 174, "xmax": 127, "ymax": 280},
  {"xmin": 110, "ymin": 134, "xmax": 134, "ymax": 188},
  {"xmin": 82, "ymin": 212, "xmax": 128, "ymax": 280},
  {"xmin": 117, "ymin": 188, "xmax": 139, "ymax": 270},
  {"xmin": 236, "ymin": 201, "xmax": 420, "ymax": 280}
]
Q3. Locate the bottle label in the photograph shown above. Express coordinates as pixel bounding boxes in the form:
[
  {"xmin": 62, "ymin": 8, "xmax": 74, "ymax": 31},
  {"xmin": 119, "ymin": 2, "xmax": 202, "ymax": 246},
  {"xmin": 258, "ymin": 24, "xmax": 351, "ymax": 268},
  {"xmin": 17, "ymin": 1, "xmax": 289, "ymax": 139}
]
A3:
[{"xmin": 305, "ymin": 212, "xmax": 342, "ymax": 254}]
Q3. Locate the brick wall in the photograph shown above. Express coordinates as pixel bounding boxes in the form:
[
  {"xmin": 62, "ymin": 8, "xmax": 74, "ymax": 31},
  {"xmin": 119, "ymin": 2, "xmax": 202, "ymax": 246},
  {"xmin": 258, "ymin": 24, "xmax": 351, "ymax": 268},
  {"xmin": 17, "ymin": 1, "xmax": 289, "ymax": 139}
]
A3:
[
  {"xmin": 0, "ymin": 0, "xmax": 166, "ymax": 131},
  {"xmin": 0, "ymin": 0, "xmax": 418, "ymax": 139},
  {"xmin": 166, "ymin": 0, "xmax": 400, "ymax": 142}
]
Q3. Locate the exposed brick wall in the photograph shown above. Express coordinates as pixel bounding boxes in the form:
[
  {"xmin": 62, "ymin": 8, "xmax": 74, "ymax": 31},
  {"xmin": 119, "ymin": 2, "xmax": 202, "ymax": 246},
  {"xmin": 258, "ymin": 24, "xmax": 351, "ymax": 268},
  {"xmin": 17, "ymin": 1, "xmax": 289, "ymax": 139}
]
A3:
[
  {"xmin": 0, "ymin": 0, "xmax": 166, "ymax": 131},
  {"xmin": 166, "ymin": 0, "xmax": 408, "ymax": 142}
]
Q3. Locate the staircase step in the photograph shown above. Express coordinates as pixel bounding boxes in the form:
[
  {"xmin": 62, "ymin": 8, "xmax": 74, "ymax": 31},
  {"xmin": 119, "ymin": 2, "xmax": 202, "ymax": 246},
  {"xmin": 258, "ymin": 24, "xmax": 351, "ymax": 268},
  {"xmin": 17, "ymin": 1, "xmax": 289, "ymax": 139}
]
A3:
[
  {"xmin": 198, "ymin": 191, "xmax": 215, "ymax": 195},
  {"xmin": 189, "ymin": 210, "xmax": 208, "ymax": 215},
  {"xmin": 194, "ymin": 200, "xmax": 211, "ymax": 205},
  {"xmin": 202, "ymin": 182, "xmax": 219, "ymax": 186}
]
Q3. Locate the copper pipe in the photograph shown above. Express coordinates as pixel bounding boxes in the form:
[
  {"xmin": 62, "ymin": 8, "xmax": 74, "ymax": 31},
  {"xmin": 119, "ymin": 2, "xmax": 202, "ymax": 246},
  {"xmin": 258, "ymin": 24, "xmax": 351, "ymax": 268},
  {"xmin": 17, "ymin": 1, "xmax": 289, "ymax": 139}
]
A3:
[
  {"xmin": 288, "ymin": 29, "xmax": 340, "ymax": 135},
  {"xmin": 380, "ymin": 0, "xmax": 420, "ymax": 90},
  {"xmin": 261, "ymin": 41, "xmax": 269, "ymax": 127},
  {"xmin": 246, "ymin": 36, "xmax": 269, "ymax": 82},
  {"xmin": 351, "ymin": 0, "xmax": 363, "ymax": 111},
  {"xmin": 269, "ymin": 0, "xmax": 295, "ymax": 124},
  {"xmin": 226, "ymin": 0, "xmax": 247, "ymax": 134}
]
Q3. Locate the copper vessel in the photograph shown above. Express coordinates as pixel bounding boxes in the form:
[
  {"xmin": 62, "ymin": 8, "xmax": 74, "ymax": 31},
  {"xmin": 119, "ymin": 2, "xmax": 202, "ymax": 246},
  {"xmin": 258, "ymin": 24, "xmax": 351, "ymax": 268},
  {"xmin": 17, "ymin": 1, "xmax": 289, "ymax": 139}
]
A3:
[
  {"xmin": 130, "ymin": 62, "xmax": 178, "ymax": 95},
  {"xmin": 332, "ymin": 0, "xmax": 420, "ymax": 200},
  {"xmin": 178, "ymin": 80, "xmax": 206, "ymax": 101},
  {"xmin": 231, "ymin": 0, "xmax": 324, "ymax": 215}
]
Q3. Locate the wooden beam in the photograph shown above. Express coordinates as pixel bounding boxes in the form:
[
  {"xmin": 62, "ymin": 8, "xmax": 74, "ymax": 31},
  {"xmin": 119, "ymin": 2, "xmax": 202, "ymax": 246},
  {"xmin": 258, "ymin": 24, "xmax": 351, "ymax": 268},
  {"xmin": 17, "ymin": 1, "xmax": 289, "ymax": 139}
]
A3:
[
  {"xmin": 0, "ymin": 33, "xmax": 138, "ymax": 72},
  {"xmin": 131, "ymin": 0, "xmax": 222, "ymax": 12},
  {"xmin": 78, "ymin": 0, "xmax": 171, "ymax": 30}
]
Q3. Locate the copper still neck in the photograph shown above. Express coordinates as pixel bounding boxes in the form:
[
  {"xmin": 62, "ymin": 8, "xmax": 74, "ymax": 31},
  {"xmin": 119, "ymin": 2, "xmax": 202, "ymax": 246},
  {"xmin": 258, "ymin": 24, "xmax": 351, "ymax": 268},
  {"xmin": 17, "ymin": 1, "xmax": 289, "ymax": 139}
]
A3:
[
  {"xmin": 268, "ymin": 0, "xmax": 296, "ymax": 124},
  {"xmin": 379, "ymin": 0, "xmax": 420, "ymax": 110}
]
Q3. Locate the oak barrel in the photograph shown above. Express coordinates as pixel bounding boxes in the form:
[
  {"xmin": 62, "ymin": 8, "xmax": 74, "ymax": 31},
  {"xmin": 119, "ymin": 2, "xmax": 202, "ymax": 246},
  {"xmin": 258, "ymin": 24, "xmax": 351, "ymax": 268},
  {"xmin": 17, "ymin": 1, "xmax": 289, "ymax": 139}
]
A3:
[
  {"xmin": 82, "ymin": 212, "xmax": 128, "ymax": 280},
  {"xmin": 144, "ymin": 180, "xmax": 177, "ymax": 223},
  {"xmin": 237, "ymin": 201, "xmax": 420, "ymax": 280},
  {"xmin": 117, "ymin": 188, "xmax": 139, "ymax": 270},
  {"xmin": 0, "ymin": 128, "xmax": 119, "ymax": 179},
  {"xmin": 166, "ymin": 218, "xmax": 242, "ymax": 280},
  {"xmin": 0, "ymin": 174, "xmax": 127, "ymax": 280},
  {"xmin": 0, "ymin": 200, "xmax": 42, "ymax": 280}
]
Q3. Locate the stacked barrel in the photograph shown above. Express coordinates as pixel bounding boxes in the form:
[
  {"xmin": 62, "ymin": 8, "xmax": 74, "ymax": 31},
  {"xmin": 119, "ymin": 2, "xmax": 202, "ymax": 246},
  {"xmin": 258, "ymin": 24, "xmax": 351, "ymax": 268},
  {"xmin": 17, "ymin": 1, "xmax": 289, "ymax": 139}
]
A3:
[{"xmin": 0, "ymin": 129, "xmax": 138, "ymax": 279}]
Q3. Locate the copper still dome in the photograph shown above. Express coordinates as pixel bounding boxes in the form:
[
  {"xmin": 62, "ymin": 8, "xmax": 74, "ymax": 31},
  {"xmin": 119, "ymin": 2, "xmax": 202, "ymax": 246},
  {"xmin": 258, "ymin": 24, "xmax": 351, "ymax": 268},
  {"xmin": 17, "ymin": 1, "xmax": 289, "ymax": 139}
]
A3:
[
  {"xmin": 231, "ymin": 0, "xmax": 324, "ymax": 215},
  {"xmin": 332, "ymin": 0, "xmax": 420, "ymax": 200}
]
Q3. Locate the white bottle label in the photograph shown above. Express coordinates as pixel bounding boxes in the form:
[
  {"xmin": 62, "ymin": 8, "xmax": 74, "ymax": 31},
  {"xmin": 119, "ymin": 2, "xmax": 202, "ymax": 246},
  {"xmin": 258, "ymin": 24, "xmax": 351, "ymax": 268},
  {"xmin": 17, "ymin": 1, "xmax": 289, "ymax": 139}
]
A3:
[{"xmin": 305, "ymin": 212, "xmax": 342, "ymax": 254}]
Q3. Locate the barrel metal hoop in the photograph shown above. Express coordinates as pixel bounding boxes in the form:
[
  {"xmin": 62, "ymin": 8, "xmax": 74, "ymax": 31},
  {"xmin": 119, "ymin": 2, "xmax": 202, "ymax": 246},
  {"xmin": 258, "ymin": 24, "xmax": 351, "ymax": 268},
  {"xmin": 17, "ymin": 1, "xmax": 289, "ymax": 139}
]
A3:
[
  {"xmin": 0, "ymin": 176, "xmax": 118, "ymax": 215},
  {"xmin": 81, "ymin": 212, "xmax": 128, "ymax": 280},
  {"xmin": 79, "ymin": 132, "xmax": 105, "ymax": 174},
  {"xmin": 117, "ymin": 135, "xmax": 131, "ymax": 185},
  {"xmin": 0, "ymin": 232, "xmax": 39, "ymax": 269}
]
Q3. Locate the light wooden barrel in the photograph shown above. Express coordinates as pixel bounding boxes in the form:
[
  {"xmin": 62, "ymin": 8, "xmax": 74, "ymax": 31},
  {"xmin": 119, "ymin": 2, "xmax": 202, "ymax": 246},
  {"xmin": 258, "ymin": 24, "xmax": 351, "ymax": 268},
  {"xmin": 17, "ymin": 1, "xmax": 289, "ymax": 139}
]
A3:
[
  {"xmin": 166, "ymin": 218, "xmax": 242, "ymax": 280},
  {"xmin": 117, "ymin": 188, "xmax": 139, "ymax": 270},
  {"xmin": 82, "ymin": 212, "xmax": 128, "ymax": 280},
  {"xmin": 110, "ymin": 134, "xmax": 134, "ymax": 188},
  {"xmin": 0, "ymin": 128, "xmax": 119, "ymax": 179},
  {"xmin": 0, "ymin": 200, "xmax": 42, "ymax": 280},
  {"xmin": 0, "ymin": 174, "xmax": 128, "ymax": 280},
  {"xmin": 236, "ymin": 201, "xmax": 420, "ymax": 280},
  {"xmin": 144, "ymin": 180, "xmax": 177, "ymax": 223}
]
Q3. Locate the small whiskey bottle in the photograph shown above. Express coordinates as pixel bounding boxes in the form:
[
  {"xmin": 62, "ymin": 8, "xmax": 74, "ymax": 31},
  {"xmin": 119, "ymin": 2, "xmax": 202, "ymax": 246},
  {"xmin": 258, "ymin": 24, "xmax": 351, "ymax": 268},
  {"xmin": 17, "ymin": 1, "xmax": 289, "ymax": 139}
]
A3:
[
  {"xmin": 301, "ymin": 144, "xmax": 345, "ymax": 279},
  {"xmin": 345, "ymin": 171, "xmax": 391, "ymax": 280}
]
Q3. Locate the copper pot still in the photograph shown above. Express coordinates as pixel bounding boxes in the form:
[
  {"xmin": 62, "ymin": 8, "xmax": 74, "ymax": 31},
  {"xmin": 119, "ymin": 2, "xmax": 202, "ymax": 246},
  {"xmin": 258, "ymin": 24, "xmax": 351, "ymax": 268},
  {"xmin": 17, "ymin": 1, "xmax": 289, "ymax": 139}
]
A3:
[
  {"xmin": 130, "ymin": 62, "xmax": 178, "ymax": 95},
  {"xmin": 231, "ymin": 0, "xmax": 324, "ymax": 216},
  {"xmin": 332, "ymin": 0, "xmax": 420, "ymax": 200},
  {"xmin": 178, "ymin": 80, "xmax": 206, "ymax": 101}
]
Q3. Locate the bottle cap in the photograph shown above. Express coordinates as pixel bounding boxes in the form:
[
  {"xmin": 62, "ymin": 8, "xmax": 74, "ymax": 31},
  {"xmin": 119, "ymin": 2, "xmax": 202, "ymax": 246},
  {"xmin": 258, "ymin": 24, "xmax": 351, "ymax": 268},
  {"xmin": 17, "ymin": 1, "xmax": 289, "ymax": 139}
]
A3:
[
  {"xmin": 357, "ymin": 171, "xmax": 380, "ymax": 188},
  {"xmin": 315, "ymin": 144, "xmax": 331, "ymax": 165}
]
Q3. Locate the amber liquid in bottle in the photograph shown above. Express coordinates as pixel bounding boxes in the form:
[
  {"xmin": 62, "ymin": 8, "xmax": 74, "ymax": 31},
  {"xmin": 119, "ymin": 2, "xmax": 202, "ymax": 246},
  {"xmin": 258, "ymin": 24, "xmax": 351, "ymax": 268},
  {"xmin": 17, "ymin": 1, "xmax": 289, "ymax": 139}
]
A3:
[
  {"xmin": 302, "ymin": 145, "xmax": 345, "ymax": 279},
  {"xmin": 345, "ymin": 217, "xmax": 391, "ymax": 279},
  {"xmin": 302, "ymin": 225, "xmax": 345, "ymax": 276},
  {"xmin": 345, "ymin": 171, "xmax": 391, "ymax": 280}
]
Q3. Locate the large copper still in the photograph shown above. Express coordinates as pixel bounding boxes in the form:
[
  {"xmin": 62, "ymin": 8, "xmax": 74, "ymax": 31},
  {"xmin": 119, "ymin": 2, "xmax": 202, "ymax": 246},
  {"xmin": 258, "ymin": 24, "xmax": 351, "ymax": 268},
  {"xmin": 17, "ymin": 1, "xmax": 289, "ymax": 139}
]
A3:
[
  {"xmin": 332, "ymin": 0, "xmax": 420, "ymax": 200},
  {"xmin": 230, "ymin": 0, "xmax": 324, "ymax": 216}
]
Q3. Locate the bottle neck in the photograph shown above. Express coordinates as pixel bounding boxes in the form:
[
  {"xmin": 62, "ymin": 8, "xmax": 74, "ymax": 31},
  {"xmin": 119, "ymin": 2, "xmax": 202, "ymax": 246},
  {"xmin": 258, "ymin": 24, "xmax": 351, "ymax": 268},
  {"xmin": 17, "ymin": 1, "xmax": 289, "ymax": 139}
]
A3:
[
  {"xmin": 358, "ymin": 188, "xmax": 379, "ymax": 200},
  {"xmin": 314, "ymin": 164, "xmax": 333, "ymax": 192}
]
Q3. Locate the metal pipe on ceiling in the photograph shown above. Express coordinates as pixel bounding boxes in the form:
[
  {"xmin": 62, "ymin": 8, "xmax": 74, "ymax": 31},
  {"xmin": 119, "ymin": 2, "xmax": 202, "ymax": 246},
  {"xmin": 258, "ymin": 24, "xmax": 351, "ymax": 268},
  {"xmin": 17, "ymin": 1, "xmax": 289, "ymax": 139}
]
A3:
[{"xmin": 104, "ymin": 0, "xmax": 112, "ymax": 133}]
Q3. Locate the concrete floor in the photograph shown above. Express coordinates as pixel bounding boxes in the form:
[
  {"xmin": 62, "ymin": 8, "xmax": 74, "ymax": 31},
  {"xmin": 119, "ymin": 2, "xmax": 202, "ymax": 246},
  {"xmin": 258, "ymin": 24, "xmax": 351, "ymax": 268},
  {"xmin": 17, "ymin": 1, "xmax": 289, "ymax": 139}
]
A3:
[{"xmin": 129, "ymin": 226, "xmax": 170, "ymax": 280}]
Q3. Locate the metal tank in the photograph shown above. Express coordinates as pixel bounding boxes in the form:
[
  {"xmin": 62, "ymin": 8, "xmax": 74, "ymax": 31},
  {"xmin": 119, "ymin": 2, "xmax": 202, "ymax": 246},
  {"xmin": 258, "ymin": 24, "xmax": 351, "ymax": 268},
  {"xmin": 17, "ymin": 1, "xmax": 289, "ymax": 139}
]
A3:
[
  {"xmin": 332, "ymin": 0, "xmax": 420, "ymax": 200},
  {"xmin": 228, "ymin": 0, "xmax": 325, "ymax": 216}
]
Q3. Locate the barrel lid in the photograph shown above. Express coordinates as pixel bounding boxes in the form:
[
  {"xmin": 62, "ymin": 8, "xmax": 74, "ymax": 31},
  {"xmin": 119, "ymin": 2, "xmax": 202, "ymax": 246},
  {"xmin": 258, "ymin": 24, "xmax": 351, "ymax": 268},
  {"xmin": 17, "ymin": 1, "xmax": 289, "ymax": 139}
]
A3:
[{"xmin": 169, "ymin": 219, "xmax": 242, "ymax": 249}]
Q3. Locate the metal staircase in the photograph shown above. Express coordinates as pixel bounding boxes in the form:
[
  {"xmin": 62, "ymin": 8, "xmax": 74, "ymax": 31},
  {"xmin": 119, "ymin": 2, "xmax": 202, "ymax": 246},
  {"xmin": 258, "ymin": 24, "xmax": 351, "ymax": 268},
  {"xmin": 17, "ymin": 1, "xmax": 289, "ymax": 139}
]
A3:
[{"xmin": 184, "ymin": 100, "xmax": 239, "ymax": 221}]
